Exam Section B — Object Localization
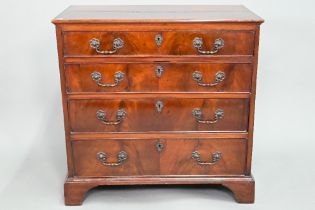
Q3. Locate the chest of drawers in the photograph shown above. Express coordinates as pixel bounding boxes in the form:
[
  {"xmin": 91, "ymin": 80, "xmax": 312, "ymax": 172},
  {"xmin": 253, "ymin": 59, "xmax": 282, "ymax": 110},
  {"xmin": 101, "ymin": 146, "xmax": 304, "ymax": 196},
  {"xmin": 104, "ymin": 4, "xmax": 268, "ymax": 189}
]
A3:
[{"xmin": 52, "ymin": 5, "xmax": 263, "ymax": 205}]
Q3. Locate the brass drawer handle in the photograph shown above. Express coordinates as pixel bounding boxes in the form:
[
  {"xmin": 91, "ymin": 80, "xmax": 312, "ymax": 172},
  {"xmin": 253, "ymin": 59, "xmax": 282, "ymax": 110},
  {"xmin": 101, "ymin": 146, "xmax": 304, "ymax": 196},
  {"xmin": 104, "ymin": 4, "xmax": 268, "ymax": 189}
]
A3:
[
  {"xmin": 193, "ymin": 37, "xmax": 224, "ymax": 55},
  {"xmin": 96, "ymin": 109, "xmax": 126, "ymax": 125},
  {"xmin": 192, "ymin": 71, "xmax": 225, "ymax": 87},
  {"xmin": 192, "ymin": 151, "xmax": 222, "ymax": 165},
  {"xmin": 89, "ymin": 38, "xmax": 124, "ymax": 54},
  {"xmin": 192, "ymin": 108, "xmax": 224, "ymax": 124},
  {"xmin": 96, "ymin": 151, "xmax": 128, "ymax": 166},
  {"xmin": 91, "ymin": 71, "xmax": 124, "ymax": 87}
]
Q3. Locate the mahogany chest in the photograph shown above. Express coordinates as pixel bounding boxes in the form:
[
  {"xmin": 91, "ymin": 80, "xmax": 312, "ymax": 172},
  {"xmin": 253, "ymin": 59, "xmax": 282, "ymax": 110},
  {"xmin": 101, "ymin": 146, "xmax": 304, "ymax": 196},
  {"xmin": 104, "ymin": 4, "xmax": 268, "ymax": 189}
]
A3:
[{"xmin": 52, "ymin": 5, "xmax": 263, "ymax": 205}]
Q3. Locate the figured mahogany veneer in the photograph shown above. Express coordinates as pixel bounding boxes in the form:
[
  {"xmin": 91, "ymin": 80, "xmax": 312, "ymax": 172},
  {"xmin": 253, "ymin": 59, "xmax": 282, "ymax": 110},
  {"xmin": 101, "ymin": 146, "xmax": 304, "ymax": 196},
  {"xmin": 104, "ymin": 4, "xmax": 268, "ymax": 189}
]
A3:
[
  {"xmin": 63, "ymin": 31, "xmax": 255, "ymax": 56},
  {"xmin": 65, "ymin": 63, "xmax": 253, "ymax": 93},
  {"xmin": 53, "ymin": 5, "xmax": 263, "ymax": 205},
  {"xmin": 69, "ymin": 98, "xmax": 249, "ymax": 132},
  {"xmin": 72, "ymin": 139, "xmax": 246, "ymax": 177}
]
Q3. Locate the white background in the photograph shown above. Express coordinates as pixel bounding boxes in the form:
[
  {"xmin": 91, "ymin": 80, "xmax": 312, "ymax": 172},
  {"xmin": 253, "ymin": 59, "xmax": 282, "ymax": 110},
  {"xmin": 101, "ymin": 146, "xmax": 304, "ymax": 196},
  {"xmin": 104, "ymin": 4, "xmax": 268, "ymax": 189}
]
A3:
[{"xmin": 0, "ymin": 0, "xmax": 315, "ymax": 209}]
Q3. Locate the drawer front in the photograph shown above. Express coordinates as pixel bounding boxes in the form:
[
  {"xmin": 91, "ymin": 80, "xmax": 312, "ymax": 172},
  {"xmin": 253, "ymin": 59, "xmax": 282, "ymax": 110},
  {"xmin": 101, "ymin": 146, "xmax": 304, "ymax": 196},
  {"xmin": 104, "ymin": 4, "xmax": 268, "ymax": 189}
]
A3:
[
  {"xmin": 72, "ymin": 138, "xmax": 246, "ymax": 177},
  {"xmin": 63, "ymin": 31, "xmax": 255, "ymax": 56},
  {"xmin": 69, "ymin": 98, "xmax": 249, "ymax": 133},
  {"xmin": 66, "ymin": 63, "xmax": 252, "ymax": 93},
  {"xmin": 160, "ymin": 138, "xmax": 246, "ymax": 175},
  {"xmin": 72, "ymin": 139, "xmax": 159, "ymax": 177}
]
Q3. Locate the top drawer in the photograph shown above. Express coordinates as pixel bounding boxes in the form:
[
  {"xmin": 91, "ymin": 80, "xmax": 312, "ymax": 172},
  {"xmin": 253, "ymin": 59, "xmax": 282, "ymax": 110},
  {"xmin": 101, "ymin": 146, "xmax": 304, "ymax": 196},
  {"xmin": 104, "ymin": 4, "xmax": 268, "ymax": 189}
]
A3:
[{"xmin": 63, "ymin": 31, "xmax": 255, "ymax": 57}]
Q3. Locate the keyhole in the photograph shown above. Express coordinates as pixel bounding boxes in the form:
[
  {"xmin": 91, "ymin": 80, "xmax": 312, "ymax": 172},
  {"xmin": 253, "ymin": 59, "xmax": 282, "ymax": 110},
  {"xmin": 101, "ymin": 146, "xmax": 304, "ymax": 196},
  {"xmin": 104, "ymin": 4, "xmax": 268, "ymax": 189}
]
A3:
[
  {"xmin": 156, "ymin": 142, "xmax": 164, "ymax": 152},
  {"xmin": 157, "ymin": 103, "xmax": 162, "ymax": 112},
  {"xmin": 155, "ymin": 65, "xmax": 164, "ymax": 78},
  {"xmin": 155, "ymin": 34, "xmax": 163, "ymax": 47},
  {"xmin": 156, "ymin": 100, "xmax": 164, "ymax": 113}
]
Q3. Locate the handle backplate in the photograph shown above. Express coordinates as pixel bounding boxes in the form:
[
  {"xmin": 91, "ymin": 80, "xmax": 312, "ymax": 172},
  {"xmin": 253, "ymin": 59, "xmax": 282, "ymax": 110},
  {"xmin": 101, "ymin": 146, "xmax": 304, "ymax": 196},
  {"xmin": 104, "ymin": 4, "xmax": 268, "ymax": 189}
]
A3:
[
  {"xmin": 193, "ymin": 37, "xmax": 224, "ymax": 55},
  {"xmin": 96, "ymin": 151, "xmax": 128, "ymax": 166},
  {"xmin": 96, "ymin": 109, "xmax": 126, "ymax": 125},
  {"xmin": 192, "ymin": 71, "xmax": 225, "ymax": 87},
  {"xmin": 91, "ymin": 71, "xmax": 124, "ymax": 87},
  {"xmin": 90, "ymin": 38, "xmax": 124, "ymax": 54},
  {"xmin": 192, "ymin": 151, "xmax": 222, "ymax": 165},
  {"xmin": 192, "ymin": 108, "xmax": 224, "ymax": 124}
]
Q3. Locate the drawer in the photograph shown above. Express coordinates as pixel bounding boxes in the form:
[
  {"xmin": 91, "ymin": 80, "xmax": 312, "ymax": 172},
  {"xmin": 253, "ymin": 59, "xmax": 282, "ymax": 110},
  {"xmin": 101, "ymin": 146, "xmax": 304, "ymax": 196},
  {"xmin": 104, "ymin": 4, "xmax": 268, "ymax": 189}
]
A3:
[
  {"xmin": 71, "ymin": 138, "xmax": 246, "ymax": 177},
  {"xmin": 72, "ymin": 139, "xmax": 160, "ymax": 177},
  {"xmin": 66, "ymin": 63, "xmax": 252, "ymax": 93},
  {"xmin": 160, "ymin": 138, "xmax": 246, "ymax": 175},
  {"xmin": 63, "ymin": 31, "xmax": 255, "ymax": 56},
  {"xmin": 69, "ymin": 98, "xmax": 249, "ymax": 133}
]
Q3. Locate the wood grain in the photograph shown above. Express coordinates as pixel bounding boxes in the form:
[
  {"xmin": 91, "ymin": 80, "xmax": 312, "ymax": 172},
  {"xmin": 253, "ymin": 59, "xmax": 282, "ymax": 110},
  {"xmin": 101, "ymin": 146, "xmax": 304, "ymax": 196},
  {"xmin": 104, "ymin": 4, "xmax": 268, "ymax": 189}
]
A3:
[
  {"xmin": 64, "ymin": 175, "xmax": 255, "ymax": 205},
  {"xmin": 72, "ymin": 139, "xmax": 159, "ymax": 176},
  {"xmin": 70, "ymin": 132, "xmax": 249, "ymax": 140},
  {"xmin": 159, "ymin": 139, "xmax": 246, "ymax": 175},
  {"xmin": 52, "ymin": 5, "xmax": 263, "ymax": 23},
  {"xmin": 53, "ymin": 5, "xmax": 263, "ymax": 205},
  {"xmin": 66, "ymin": 63, "xmax": 253, "ymax": 93},
  {"xmin": 63, "ymin": 30, "xmax": 255, "ymax": 56},
  {"xmin": 72, "ymin": 138, "xmax": 246, "ymax": 177},
  {"xmin": 68, "ymin": 98, "xmax": 249, "ymax": 132}
]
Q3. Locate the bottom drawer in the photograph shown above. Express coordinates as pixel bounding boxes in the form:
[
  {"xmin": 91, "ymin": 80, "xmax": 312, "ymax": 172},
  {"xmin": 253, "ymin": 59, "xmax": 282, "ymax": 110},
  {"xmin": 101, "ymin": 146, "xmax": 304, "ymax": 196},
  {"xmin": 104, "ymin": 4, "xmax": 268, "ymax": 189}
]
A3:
[
  {"xmin": 72, "ymin": 138, "xmax": 246, "ymax": 177},
  {"xmin": 72, "ymin": 139, "xmax": 160, "ymax": 177},
  {"xmin": 160, "ymin": 139, "xmax": 246, "ymax": 175}
]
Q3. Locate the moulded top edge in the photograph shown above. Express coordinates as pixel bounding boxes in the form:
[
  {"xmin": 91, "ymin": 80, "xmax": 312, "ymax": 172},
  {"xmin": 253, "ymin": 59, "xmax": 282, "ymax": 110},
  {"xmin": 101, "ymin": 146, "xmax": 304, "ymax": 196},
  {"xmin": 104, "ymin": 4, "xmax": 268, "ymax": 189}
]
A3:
[{"xmin": 52, "ymin": 5, "xmax": 264, "ymax": 24}]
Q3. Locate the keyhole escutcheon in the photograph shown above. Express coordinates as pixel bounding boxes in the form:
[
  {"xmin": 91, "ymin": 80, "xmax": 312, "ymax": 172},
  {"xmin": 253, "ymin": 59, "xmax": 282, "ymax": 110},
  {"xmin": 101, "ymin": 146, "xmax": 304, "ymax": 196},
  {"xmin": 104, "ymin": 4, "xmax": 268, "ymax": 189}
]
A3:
[{"xmin": 156, "ymin": 100, "xmax": 164, "ymax": 113}]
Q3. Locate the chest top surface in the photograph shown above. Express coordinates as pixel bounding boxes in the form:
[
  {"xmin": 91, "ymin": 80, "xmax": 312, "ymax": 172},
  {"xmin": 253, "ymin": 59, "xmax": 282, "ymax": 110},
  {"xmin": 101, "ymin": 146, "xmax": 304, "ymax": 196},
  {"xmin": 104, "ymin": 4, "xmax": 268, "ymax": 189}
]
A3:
[{"xmin": 52, "ymin": 5, "xmax": 263, "ymax": 24}]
